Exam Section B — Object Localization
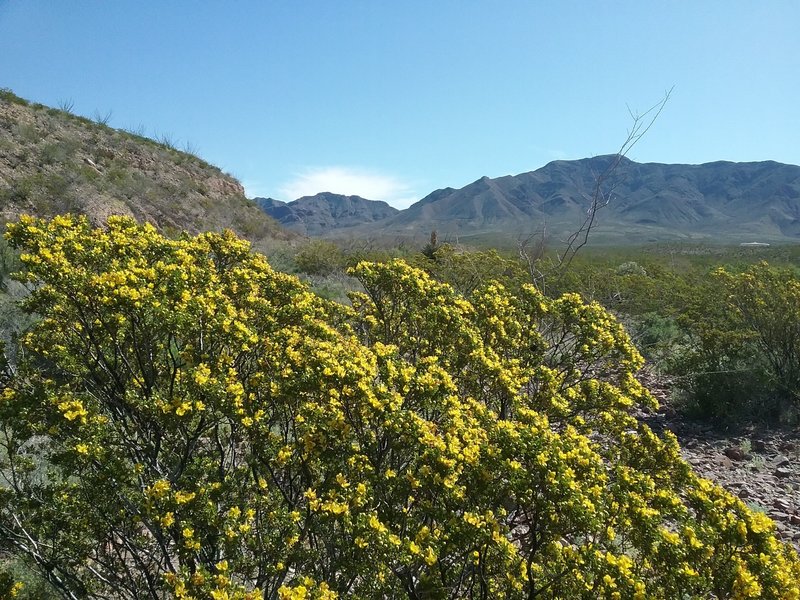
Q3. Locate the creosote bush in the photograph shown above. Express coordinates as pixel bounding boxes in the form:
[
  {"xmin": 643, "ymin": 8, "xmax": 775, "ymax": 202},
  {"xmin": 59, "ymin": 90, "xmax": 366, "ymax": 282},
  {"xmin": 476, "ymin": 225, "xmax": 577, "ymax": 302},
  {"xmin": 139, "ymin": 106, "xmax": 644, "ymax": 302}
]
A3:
[
  {"xmin": 0, "ymin": 215, "xmax": 798, "ymax": 599},
  {"xmin": 669, "ymin": 262, "xmax": 800, "ymax": 424}
]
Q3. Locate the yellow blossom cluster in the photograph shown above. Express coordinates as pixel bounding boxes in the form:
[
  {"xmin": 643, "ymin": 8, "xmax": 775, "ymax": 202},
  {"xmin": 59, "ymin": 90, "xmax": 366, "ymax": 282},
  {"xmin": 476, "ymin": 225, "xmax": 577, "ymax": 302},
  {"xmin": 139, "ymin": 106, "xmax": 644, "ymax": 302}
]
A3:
[{"xmin": 0, "ymin": 216, "xmax": 797, "ymax": 599}]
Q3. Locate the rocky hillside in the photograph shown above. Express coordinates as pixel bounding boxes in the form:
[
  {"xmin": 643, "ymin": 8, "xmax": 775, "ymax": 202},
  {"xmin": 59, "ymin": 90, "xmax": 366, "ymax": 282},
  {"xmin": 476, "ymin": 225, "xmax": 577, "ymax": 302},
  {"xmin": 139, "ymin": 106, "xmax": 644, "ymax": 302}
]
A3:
[
  {"xmin": 282, "ymin": 156, "xmax": 800, "ymax": 244},
  {"xmin": 0, "ymin": 89, "xmax": 289, "ymax": 245},
  {"xmin": 255, "ymin": 192, "xmax": 398, "ymax": 236}
]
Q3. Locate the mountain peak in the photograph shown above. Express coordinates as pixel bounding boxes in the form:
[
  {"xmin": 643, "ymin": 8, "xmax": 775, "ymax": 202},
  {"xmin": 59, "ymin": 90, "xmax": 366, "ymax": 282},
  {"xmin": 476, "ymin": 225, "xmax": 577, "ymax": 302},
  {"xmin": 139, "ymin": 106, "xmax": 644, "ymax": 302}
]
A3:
[{"xmin": 256, "ymin": 192, "xmax": 399, "ymax": 236}]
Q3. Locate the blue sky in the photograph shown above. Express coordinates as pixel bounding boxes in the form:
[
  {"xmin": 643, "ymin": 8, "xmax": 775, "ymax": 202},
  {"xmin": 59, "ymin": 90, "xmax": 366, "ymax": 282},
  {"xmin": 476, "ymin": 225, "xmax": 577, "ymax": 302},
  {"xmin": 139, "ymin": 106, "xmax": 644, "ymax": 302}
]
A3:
[{"xmin": 1, "ymin": 1, "xmax": 798, "ymax": 208}]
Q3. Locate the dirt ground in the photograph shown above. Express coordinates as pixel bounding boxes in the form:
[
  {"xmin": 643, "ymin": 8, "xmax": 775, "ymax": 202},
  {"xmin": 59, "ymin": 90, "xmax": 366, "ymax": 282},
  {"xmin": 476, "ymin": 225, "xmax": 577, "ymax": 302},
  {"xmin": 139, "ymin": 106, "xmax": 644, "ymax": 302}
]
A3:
[{"xmin": 638, "ymin": 370, "xmax": 800, "ymax": 550}]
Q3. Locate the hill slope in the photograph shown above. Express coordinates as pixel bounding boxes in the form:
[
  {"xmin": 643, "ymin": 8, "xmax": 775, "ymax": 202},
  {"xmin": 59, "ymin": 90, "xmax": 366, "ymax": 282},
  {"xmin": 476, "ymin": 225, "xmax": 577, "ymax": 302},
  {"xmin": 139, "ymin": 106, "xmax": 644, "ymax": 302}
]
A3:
[
  {"xmin": 255, "ymin": 192, "xmax": 398, "ymax": 235},
  {"xmin": 318, "ymin": 156, "xmax": 800, "ymax": 243},
  {"xmin": 0, "ymin": 90, "xmax": 289, "ymax": 244}
]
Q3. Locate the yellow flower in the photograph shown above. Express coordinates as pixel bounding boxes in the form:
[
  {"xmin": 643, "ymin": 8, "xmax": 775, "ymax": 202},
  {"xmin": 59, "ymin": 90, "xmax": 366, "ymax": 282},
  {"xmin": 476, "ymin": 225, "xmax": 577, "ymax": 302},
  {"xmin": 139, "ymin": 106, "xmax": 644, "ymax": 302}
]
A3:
[
  {"xmin": 175, "ymin": 491, "xmax": 196, "ymax": 504},
  {"xmin": 148, "ymin": 479, "xmax": 171, "ymax": 498},
  {"xmin": 193, "ymin": 364, "xmax": 211, "ymax": 386}
]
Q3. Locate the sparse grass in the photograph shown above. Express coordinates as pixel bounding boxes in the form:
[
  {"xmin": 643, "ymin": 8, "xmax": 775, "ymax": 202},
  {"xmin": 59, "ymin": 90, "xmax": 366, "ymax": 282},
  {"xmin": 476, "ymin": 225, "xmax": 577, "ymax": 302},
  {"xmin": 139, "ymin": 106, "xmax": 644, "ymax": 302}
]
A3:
[
  {"xmin": 0, "ymin": 88, "xmax": 289, "ymax": 243},
  {"xmin": 0, "ymin": 88, "xmax": 29, "ymax": 106},
  {"xmin": 12, "ymin": 122, "xmax": 40, "ymax": 144},
  {"xmin": 57, "ymin": 97, "xmax": 75, "ymax": 114},
  {"xmin": 156, "ymin": 131, "xmax": 177, "ymax": 150},
  {"xmin": 92, "ymin": 109, "xmax": 113, "ymax": 127}
]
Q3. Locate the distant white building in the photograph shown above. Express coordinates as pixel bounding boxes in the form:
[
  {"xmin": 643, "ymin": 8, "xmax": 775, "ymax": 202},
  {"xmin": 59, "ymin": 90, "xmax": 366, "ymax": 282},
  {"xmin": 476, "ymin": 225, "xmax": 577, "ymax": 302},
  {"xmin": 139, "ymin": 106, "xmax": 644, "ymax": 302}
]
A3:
[{"xmin": 740, "ymin": 242, "xmax": 770, "ymax": 247}]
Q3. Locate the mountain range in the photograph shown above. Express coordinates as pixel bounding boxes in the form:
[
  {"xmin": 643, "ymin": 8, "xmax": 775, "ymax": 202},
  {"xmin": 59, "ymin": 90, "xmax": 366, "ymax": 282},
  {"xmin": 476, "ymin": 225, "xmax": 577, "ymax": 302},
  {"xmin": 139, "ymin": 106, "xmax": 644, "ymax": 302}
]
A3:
[
  {"xmin": 259, "ymin": 156, "xmax": 800, "ymax": 244},
  {"xmin": 4, "ymin": 89, "xmax": 800, "ymax": 247},
  {"xmin": 254, "ymin": 193, "xmax": 398, "ymax": 236}
]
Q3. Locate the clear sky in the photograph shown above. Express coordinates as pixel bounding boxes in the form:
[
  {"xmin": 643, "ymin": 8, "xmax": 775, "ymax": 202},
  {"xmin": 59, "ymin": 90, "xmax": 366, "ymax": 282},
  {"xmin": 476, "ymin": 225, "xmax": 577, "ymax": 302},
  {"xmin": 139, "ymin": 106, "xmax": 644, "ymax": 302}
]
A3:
[{"xmin": 1, "ymin": 1, "xmax": 798, "ymax": 208}]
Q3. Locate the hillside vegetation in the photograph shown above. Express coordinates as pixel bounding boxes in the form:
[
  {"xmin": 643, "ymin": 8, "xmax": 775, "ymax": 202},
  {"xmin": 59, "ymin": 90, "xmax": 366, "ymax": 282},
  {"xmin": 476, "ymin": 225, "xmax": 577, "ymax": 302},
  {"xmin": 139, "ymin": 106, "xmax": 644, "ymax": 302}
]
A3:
[
  {"xmin": 1, "ymin": 216, "xmax": 798, "ymax": 599},
  {"xmin": 0, "ymin": 89, "xmax": 289, "ymax": 246},
  {"xmin": 0, "ymin": 90, "xmax": 799, "ymax": 598}
]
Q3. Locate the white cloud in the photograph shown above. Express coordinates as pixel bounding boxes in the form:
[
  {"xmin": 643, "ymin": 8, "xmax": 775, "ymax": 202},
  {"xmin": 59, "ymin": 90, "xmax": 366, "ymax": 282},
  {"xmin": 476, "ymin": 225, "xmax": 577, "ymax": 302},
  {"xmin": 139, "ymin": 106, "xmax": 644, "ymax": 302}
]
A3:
[{"xmin": 278, "ymin": 167, "xmax": 419, "ymax": 209}]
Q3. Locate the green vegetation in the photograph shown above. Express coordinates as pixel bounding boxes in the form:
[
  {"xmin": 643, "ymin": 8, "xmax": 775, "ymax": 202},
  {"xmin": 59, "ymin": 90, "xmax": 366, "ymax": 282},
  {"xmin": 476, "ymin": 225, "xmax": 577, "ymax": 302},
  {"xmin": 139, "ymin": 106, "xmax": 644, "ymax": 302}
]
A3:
[
  {"xmin": 665, "ymin": 263, "xmax": 800, "ymax": 423},
  {"xmin": 285, "ymin": 236, "xmax": 800, "ymax": 427},
  {"xmin": 0, "ymin": 88, "xmax": 289, "ymax": 248},
  {"xmin": 1, "ymin": 87, "xmax": 800, "ymax": 598},
  {"xmin": 0, "ymin": 216, "xmax": 798, "ymax": 599},
  {"xmin": 293, "ymin": 240, "xmax": 347, "ymax": 276}
]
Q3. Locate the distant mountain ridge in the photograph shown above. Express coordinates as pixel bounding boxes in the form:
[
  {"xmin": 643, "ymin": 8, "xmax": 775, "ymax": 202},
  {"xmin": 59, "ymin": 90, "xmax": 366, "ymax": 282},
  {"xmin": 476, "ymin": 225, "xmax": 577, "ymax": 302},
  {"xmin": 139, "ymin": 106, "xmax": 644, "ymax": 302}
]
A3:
[
  {"xmin": 254, "ymin": 192, "xmax": 398, "ymax": 235},
  {"xmin": 259, "ymin": 156, "xmax": 800, "ymax": 243}
]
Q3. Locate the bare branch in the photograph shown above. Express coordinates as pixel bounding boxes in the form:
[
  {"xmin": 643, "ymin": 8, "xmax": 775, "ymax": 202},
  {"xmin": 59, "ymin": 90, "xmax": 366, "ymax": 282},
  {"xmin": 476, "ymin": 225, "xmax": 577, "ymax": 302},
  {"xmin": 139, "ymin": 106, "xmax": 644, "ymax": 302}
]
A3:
[{"xmin": 523, "ymin": 88, "xmax": 673, "ymax": 290}]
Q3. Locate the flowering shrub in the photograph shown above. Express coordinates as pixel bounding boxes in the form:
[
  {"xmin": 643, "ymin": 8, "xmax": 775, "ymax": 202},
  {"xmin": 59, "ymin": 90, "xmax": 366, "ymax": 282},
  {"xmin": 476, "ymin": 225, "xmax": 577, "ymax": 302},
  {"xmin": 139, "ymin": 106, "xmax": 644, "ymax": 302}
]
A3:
[{"xmin": 0, "ymin": 215, "xmax": 798, "ymax": 599}]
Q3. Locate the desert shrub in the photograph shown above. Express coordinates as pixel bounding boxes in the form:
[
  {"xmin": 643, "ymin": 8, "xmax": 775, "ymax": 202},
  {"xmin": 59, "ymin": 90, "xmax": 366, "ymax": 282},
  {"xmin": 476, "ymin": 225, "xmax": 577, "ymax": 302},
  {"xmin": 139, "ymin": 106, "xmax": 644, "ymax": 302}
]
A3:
[
  {"xmin": 0, "ymin": 216, "xmax": 797, "ymax": 599},
  {"xmin": 615, "ymin": 261, "xmax": 647, "ymax": 276},
  {"xmin": 0, "ymin": 89, "xmax": 29, "ymax": 106},
  {"xmin": 719, "ymin": 263, "xmax": 800, "ymax": 395},
  {"xmin": 627, "ymin": 311, "xmax": 682, "ymax": 362},
  {"xmin": 294, "ymin": 239, "xmax": 346, "ymax": 276},
  {"xmin": 414, "ymin": 244, "xmax": 526, "ymax": 296},
  {"xmin": 717, "ymin": 263, "xmax": 800, "ymax": 419},
  {"xmin": 38, "ymin": 138, "xmax": 80, "ymax": 166},
  {"xmin": 668, "ymin": 262, "xmax": 800, "ymax": 424},
  {"xmin": 0, "ymin": 570, "xmax": 24, "ymax": 598},
  {"xmin": 0, "ymin": 556, "xmax": 57, "ymax": 599},
  {"xmin": 11, "ymin": 123, "xmax": 40, "ymax": 144},
  {"xmin": 666, "ymin": 271, "xmax": 759, "ymax": 421},
  {"xmin": 0, "ymin": 88, "xmax": 30, "ymax": 106}
]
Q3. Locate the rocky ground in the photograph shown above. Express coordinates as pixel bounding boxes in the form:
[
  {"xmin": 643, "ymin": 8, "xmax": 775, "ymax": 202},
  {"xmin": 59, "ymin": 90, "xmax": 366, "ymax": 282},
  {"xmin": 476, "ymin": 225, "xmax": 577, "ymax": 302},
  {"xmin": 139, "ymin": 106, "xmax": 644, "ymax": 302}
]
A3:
[
  {"xmin": 639, "ymin": 371, "xmax": 800, "ymax": 549},
  {"xmin": 680, "ymin": 429, "xmax": 800, "ymax": 547}
]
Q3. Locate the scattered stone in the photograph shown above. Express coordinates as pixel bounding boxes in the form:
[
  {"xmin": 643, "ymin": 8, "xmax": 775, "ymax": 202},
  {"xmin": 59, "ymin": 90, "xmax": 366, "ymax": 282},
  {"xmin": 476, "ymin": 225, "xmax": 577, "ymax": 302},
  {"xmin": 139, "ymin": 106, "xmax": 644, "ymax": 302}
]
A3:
[
  {"xmin": 773, "ymin": 498, "xmax": 792, "ymax": 512},
  {"xmin": 724, "ymin": 446, "xmax": 748, "ymax": 461},
  {"xmin": 661, "ymin": 406, "xmax": 677, "ymax": 419},
  {"xmin": 636, "ymin": 366, "xmax": 800, "ymax": 550}
]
